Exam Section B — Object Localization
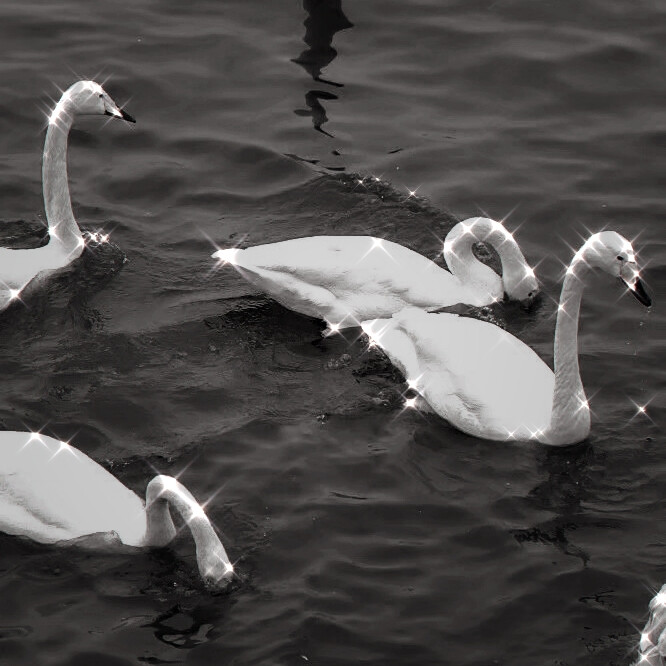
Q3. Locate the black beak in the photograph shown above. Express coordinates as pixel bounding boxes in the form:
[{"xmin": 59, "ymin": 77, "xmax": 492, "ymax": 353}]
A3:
[
  {"xmin": 627, "ymin": 278, "xmax": 652, "ymax": 307},
  {"xmin": 105, "ymin": 108, "xmax": 136, "ymax": 123}
]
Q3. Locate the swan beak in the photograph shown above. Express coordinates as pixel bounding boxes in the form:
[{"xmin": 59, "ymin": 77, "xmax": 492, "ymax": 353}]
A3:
[
  {"xmin": 105, "ymin": 107, "xmax": 136, "ymax": 123},
  {"xmin": 626, "ymin": 277, "xmax": 652, "ymax": 307},
  {"xmin": 620, "ymin": 262, "xmax": 651, "ymax": 307}
]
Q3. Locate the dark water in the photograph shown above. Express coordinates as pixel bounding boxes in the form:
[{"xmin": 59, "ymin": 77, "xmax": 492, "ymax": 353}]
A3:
[{"xmin": 0, "ymin": 1, "xmax": 664, "ymax": 664}]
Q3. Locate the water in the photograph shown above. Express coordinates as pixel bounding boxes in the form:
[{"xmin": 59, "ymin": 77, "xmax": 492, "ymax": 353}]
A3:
[{"xmin": 0, "ymin": 0, "xmax": 663, "ymax": 664}]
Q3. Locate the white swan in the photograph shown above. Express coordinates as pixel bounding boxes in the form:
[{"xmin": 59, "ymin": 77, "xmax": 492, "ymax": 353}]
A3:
[
  {"xmin": 637, "ymin": 585, "xmax": 666, "ymax": 664},
  {"xmin": 211, "ymin": 217, "xmax": 539, "ymax": 332},
  {"xmin": 362, "ymin": 231, "xmax": 651, "ymax": 445},
  {"xmin": 0, "ymin": 80, "xmax": 135, "ymax": 312},
  {"xmin": 0, "ymin": 431, "xmax": 234, "ymax": 588}
]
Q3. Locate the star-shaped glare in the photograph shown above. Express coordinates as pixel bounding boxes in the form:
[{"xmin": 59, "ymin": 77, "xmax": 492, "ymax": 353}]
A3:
[
  {"xmin": 627, "ymin": 397, "xmax": 655, "ymax": 425},
  {"xmin": 18, "ymin": 431, "xmax": 51, "ymax": 453},
  {"xmin": 205, "ymin": 229, "xmax": 250, "ymax": 277},
  {"xmin": 575, "ymin": 396, "xmax": 590, "ymax": 414},
  {"xmin": 356, "ymin": 237, "xmax": 398, "ymax": 265},
  {"xmin": 49, "ymin": 440, "xmax": 80, "ymax": 461},
  {"xmin": 146, "ymin": 462, "xmax": 228, "ymax": 536},
  {"xmin": 48, "ymin": 91, "xmax": 71, "ymax": 127},
  {"xmin": 150, "ymin": 475, "xmax": 210, "ymax": 525},
  {"xmin": 83, "ymin": 231, "xmax": 111, "ymax": 246},
  {"xmin": 1, "ymin": 277, "xmax": 31, "ymax": 307},
  {"xmin": 406, "ymin": 375, "xmax": 422, "ymax": 391},
  {"xmin": 361, "ymin": 321, "xmax": 391, "ymax": 348}
]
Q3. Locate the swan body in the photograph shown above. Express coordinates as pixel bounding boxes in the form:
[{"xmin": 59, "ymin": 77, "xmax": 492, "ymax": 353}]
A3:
[
  {"xmin": 212, "ymin": 217, "xmax": 538, "ymax": 330},
  {"xmin": 0, "ymin": 431, "xmax": 233, "ymax": 587},
  {"xmin": 637, "ymin": 585, "xmax": 666, "ymax": 664},
  {"xmin": 0, "ymin": 80, "xmax": 135, "ymax": 312},
  {"xmin": 362, "ymin": 231, "xmax": 651, "ymax": 445}
]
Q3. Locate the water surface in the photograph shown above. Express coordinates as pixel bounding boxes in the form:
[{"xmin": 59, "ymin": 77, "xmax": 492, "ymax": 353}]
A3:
[{"xmin": 0, "ymin": 1, "xmax": 663, "ymax": 664}]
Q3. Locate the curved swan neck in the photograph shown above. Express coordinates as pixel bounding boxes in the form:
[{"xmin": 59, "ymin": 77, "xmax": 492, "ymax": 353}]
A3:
[
  {"xmin": 43, "ymin": 111, "xmax": 84, "ymax": 259},
  {"xmin": 443, "ymin": 218, "xmax": 514, "ymax": 303},
  {"xmin": 548, "ymin": 257, "xmax": 591, "ymax": 444},
  {"xmin": 144, "ymin": 475, "xmax": 233, "ymax": 584}
]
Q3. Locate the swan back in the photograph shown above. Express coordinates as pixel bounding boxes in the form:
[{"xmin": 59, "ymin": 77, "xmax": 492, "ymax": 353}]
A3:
[
  {"xmin": 364, "ymin": 308, "xmax": 554, "ymax": 440},
  {"xmin": 0, "ymin": 432, "xmax": 146, "ymax": 546},
  {"xmin": 234, "ymin": 236, "xmax": 445, "ymax": 293},
  {"xmin": 218, "ymin": 236, "xmax": 475, "ymax": 324}
]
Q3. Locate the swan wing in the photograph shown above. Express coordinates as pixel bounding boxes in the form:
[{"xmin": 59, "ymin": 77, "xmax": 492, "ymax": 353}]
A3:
[
  {"xmin": 0, "ymin": 432, "xmax": 146, "ymax": 546},
  {"xmin": 363, "ymin": 317, "xmax": 423, "ymax": 381},
  {"xmin": 230, "ymin": 237, "xmax": 464, "ymax": 321},
  {"xmin": 371, "ymin": 308, "xmax": 554, "ymax": 440},
  {"xmin": 0, "ymin": 248, "xmax": 45, "ymax": 291}
]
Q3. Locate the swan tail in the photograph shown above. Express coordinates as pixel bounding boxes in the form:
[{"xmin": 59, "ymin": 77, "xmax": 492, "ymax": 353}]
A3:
[{"xmin": 211, "ymin": 248, "xmax": 240, "ymax": 265}]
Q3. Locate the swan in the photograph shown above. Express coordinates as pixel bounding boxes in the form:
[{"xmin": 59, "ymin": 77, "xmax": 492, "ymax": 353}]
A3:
[
  {"xmin": 211, "ymin": 217, "xmax": 539, "ymax": 332},
  {"xmin": 362, "ymin": 231, "xmax": 651, "ymax": 445},
  {"xmin": 0, "ymin": 431, "xmax": 234, "ymax": 588},
  {"xmin": 0, "ymin": 80, "xmax": 135, "ymax": 312},
  {"xmin": 637, "ymin": 585, "xmax": 666, "ymax": 664}
]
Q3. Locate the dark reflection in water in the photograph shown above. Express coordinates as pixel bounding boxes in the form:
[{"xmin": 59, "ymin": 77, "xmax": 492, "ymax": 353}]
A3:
[
  {"xmin": 145, "ymin": 604, "xmax": 225, "ymax": 649},
  {"xmin": 294, "ymin": 89, "xmax": 338, "ymax": 137},
  {"xmin": 512, "ymin": 444, "xmax": 601, "ymax": 565},
  {"xmin": 292, "ymin": 0, "xmax": 353, "ymax": 85},
  {"xmin": 292, "ymin": 0, "xmax": 353, "ymax": 135}
]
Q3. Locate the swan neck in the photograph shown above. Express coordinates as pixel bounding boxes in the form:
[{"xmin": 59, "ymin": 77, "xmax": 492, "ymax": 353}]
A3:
[
  {"xmin": 145, "ymin": 476, "xmax": 233, "ymax": 583},
  {"xmin": 144, "ymin": 482, "xmax": 177, "ymax": 547},
  {"xmin": 444, "ymin": 221, "xmax": 504, "ymax": 303},
  {"xmin": 548, "ymin": 261, "xmax": 591, "ymax": 442},
  {"xmin": 43, "ymin": 116, "xmax": 83, "ymax": 257}
]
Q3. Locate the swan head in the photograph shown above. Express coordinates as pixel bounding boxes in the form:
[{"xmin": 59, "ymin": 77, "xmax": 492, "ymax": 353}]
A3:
[
  {"xmin": 502, "ymin": 262, "xmax": 539, "ymax": 305},
  {"xmin": 49, "ymin": 80, "xmax": 135, "ymax": 126},
  {"xmin": 579, "ymin": 231, "xmax": 651, "ymax": 306},
  {"xmin": 198, "ymin": 550, "xmax": 235, "ymax": 590}
]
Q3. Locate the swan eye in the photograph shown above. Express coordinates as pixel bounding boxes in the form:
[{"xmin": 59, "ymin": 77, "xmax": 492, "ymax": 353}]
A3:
[
  {"xmin": 99, "ymin": 93, "xmax": 103, "ymax": 99},
  {"xmin": 617, "ymin": 255, "xmax": 624, "ymax": 261}
]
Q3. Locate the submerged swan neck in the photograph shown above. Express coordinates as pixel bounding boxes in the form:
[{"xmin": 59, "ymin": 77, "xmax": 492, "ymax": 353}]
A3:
[
  {"xmin": 43, "ymin": 111, "xmax": 84, "ymax": 259},
  {"xmin": 548, "ymin": 256, "xmax": 591, "ymax": 444},
  {"xmin": 145, "ymin": 475, "xmax": 234, "ymax": 586},
  {"xmin": 443, "ymin": 218, "xmax": 515, "ymax": 304}
]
